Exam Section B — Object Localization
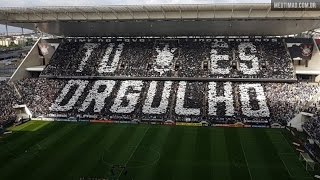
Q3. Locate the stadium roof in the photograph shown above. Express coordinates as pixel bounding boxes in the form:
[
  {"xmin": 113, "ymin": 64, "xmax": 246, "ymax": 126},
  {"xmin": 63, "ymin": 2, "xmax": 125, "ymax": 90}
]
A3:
[{"xmin": 0, "ymin": 4, "xmax": 320, "ymax": 36}]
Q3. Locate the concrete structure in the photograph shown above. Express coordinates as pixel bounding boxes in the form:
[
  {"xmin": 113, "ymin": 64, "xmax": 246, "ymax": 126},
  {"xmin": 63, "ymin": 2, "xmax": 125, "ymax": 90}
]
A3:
[
  {"xmin": 0, "ymin": 38, "xmax": 12, "ymax": 47},
  {"xmin": 0, "ymin": 37, "xmax": 27, "ymax": 47},
  {"xmin": 295, "ymin": 39, "xmax": 320, "ymax": 81},
  {"xmin": 13, "ymin": 104, "xmax": 32, "ymax": 121},
  {"xmin": 9, "ymin": 38, "xmax": 57, "ymax": 82},
  {"xmin": 9, "ymin": 38, "xmax": 42, "ymax": 81},
  {"xmin": 0, "ymin": 4, "xmax": 320, "ymax": 36},
  {"xmin": 13, "ymin": 37, "xmax": 27, "ymax": 46}
]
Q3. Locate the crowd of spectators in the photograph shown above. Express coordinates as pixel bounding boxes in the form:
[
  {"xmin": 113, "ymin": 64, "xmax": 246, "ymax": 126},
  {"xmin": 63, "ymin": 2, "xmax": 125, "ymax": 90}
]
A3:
[
  {"xmin": 1, "ymin": 78, "xmax": 318, "ymax": 126},
  {"xmin": 15, "ymin": 78, "xmax": 65, "ymax": 117},
  {"xmin": 0, "ymin": 78, "xmax": 65, "ymax": 126},
  {"xmin": 41, "ymin": 38, "xmax": 295, "ymax": 80},
  {"xmin": 172, "ymin": 81, "xmax": 205, "ymax": 122},
  {"xmin": 177, "ymin": 41, "xmax": 207, "ymax": 77},
  {"xmin": 303, "ymin": 95, "xmax": 320, "ymax": 114},
  {"xmin": 301, "ymin": 91, "xmax": 320, "ymax": 142},
  {"xmin": 117, "ymin": 42, "xmax": 154, "ymax": 77},
  {"xmin": 261, "ymin": 40, "xmax": 295, "ymax": 79},
  {"xmin": 0, "ymin": 38, "xmax": 319, "ymax": 130},
  {"xmin": 264, "ymin": 82, "xmax": 320, "ymax": 125},
  {"xmin": 140, "ymin": 81, "xmax": 173, "ymax": 121},
  {"xmin": 0, "ymin": 80, "xmax": 21, "ymax": 126},
  {"xmin": 303, "ymin": 112, "xmax": 320, "ymax": 142},
  {"xmin": 0, "ymin": 79, "xmax": 318, "ymax": 128}
]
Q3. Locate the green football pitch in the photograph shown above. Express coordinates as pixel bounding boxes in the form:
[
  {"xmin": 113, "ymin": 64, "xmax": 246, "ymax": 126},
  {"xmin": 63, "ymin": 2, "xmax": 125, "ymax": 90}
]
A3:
[{"xmin": 0, "ymin": 121, "xmax": 318, "ymax": 180}]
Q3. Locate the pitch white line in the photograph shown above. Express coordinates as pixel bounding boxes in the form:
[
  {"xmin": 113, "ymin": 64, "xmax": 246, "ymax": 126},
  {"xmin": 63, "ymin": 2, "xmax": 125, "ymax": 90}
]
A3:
[
  {"xmin": 239, "ymin": 138, "xmax": 253, "ymax": 180},
  {"xmin": 279, "ymin": 154, "xmax": 292, "ymax": 177},
  {"xmin": 280, "ymin": 131, "xmax": 313, "ymax": 177},
  {"xmin": 279, "ymin": 132, "xmax": 295, "ymax": 153},
  {"xmin": 117, "ymin": 126, "xmax": 150, "ymax": 179},
  {"xmin": 269, "ymin": 132, "xmax": 294, "ymax": 177}
]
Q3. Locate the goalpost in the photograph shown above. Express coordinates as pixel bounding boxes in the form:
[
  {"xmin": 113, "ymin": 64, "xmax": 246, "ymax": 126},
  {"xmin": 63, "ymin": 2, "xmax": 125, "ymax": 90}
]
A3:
[{"xmin": 299, "ymin": 152, "xmax": 316, "ymax": 171}]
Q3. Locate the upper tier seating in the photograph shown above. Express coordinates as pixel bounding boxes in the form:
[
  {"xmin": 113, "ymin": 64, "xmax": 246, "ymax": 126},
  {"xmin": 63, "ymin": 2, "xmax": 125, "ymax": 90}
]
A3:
[{"xmin": 42, "ymin": 38, "xmax": 295, "ymax": 80}]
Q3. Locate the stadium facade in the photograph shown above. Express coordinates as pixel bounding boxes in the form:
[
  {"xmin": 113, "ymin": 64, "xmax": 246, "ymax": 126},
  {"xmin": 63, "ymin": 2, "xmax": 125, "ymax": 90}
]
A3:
[
  {"xmin": 0, "ymin": 3, "xmax": 320, "ymax": 129},
  {"xmin": 1, "ymin": 4, "xmax": 320, "ymax": 36}
]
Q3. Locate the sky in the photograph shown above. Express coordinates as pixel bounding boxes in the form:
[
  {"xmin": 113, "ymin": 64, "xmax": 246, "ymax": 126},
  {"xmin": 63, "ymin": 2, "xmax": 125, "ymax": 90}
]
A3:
[{"xmin": 0, "ymin": 0, "xmax": 270, "ymax": 33}]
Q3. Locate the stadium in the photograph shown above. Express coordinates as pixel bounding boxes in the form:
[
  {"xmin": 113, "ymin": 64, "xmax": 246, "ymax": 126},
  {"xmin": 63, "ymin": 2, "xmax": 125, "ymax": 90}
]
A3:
[{"xmin": 0, "ymin": 2, "xmax": 320, "ymax": 180}]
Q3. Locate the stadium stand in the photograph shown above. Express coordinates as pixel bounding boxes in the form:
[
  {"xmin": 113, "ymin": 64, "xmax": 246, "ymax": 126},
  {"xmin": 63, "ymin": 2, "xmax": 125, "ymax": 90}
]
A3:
[
  {"xmin": 0, "ymin": 33, "xmax": 318, "ymax": 130},
  {"xmin": 303, "ymin": 112, "xmax": 320, "ymax": 142},
  {"xmin": 1, "ymin": 4, "xmax": 320, "ymax": 180},
  {"xmin": 0, "ymin": 80, "xmax": 21, "ymax": 126},
  {"xmin": 0, "ymin": 37, "xmax": 319, "ymax": 128},
  {"xmin": 265, "ymin": 82, "xmax": 320, "ymax": 125},
  {"xmin": 0, "ymin": 75, "xmax": 319, "ymax": 127},
  {"xmin": 15, "ymin": 78, "xmax": 65, "ymax": 117},
  {"xmin": 41, "ymin": 38, "xmax": 295, "ymax": 80}
]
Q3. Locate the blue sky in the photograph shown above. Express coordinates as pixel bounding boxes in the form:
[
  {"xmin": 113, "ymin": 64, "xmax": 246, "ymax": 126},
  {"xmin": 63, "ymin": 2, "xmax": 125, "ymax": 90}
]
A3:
[{"xmin": 0, "ymin": 0, "xmax": 270, "ymax": 33}]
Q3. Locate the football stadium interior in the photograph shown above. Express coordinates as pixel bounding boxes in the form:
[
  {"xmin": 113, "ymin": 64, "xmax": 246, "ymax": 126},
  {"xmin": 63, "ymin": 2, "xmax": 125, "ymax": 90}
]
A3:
[{"xmin": 0, "ymin": 3, "xmax": 320, "ymax": 180}]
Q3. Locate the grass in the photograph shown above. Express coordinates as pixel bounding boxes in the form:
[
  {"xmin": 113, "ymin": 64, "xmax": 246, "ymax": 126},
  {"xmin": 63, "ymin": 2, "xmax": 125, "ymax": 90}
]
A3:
[{"xmin": 0, "ymin": 121, "xmax": 318, "ymax": 180}]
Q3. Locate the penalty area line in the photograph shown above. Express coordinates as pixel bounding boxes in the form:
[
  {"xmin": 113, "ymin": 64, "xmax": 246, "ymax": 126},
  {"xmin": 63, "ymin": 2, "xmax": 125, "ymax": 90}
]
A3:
[
  {"xmin": 280, "ymin": 131, "xmax": 313, "ymax": 178},
  {"xmin": 279, "ymin": 154, "xmax": 293, "ymax": 177},
  {"xmin": 240, "ymin": 137, "xmax": 253, "ymax": 180}
]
